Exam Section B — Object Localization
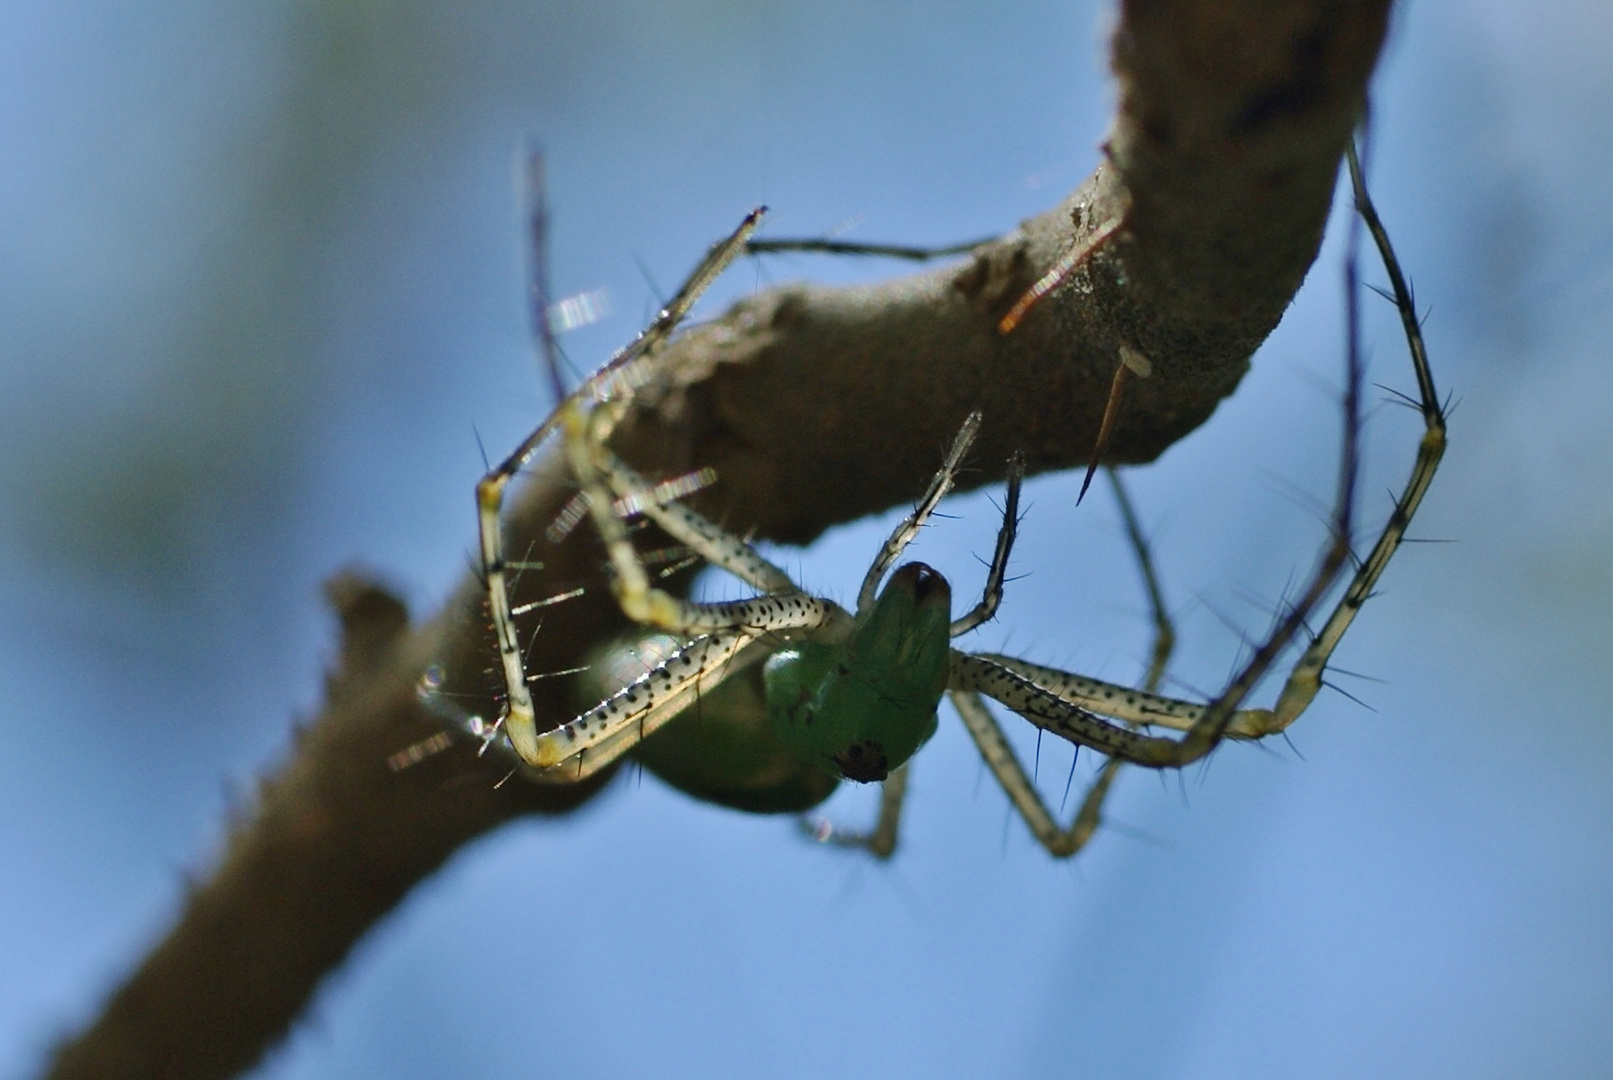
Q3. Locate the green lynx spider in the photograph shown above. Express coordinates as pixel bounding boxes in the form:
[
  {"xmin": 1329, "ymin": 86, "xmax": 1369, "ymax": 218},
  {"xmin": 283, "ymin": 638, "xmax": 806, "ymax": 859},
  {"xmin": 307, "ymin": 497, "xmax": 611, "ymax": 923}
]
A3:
[{"xmin": 467, "ymin": 145, "xmax": 1445, "ymax": 857}]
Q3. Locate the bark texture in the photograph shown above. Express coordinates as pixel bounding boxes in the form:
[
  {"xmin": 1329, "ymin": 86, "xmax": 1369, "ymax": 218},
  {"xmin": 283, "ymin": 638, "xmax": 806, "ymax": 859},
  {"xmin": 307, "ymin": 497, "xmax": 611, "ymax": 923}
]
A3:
[{"xmin": 46, "ymin": 2, "xmax": 1392, "ymax": 1077}]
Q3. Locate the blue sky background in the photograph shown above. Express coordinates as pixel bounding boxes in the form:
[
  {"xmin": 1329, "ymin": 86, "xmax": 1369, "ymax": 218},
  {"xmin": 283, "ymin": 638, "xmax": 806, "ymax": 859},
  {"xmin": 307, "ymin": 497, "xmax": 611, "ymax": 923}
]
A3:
[{"xmin": 2, "ymin": 1, "xmax": 1611, "ymax": 1077}]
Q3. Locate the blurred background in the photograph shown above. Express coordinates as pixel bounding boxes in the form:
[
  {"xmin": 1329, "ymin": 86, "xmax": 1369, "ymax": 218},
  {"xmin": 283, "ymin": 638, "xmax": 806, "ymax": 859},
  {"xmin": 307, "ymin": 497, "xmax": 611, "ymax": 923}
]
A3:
[{"xmin": 2, "ymin": 0, "xmax": 1610, "ymax": 1076}]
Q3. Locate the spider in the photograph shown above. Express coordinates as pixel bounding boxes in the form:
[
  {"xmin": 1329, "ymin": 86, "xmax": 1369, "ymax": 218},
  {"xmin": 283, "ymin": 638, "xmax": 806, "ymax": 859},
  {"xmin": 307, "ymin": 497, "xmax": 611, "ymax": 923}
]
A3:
[{"xmin": 452, "ymin": 143, "xmax": 1446, "ymax": 858}]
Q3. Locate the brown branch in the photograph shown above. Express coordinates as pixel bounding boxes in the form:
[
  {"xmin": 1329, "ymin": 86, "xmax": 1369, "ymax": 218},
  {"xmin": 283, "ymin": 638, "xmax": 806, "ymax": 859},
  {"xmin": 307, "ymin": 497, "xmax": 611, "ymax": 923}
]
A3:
[{"xmin": 45, "ymin": 2, "xmax": 1391, "ymax": 1077}]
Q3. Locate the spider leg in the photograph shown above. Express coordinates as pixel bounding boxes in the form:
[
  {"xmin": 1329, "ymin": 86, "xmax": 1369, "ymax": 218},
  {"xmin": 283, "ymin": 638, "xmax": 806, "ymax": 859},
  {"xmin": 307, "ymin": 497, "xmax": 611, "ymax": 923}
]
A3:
[
  {"xmin": 949, "ymin": 451, "xmax": 1025, "ymax": 638},
  {"xmin": 956, "ymin": 279, "xmax": 1356, "ymax": 767},
  {"xmin": 522, "ymin": 147, "xmax": 567, "ymax": 406},
  {"xmin": 1107, "ymin": 467, "xmax": 1175, "ymax": 692},
  {"xmin": 951, "ymin": 690, "xmax": 1118, "ymax": 857},
  {"xmin": 521, "ymin": 630, "xmax": 774, "ymax": 777},
  {"xmin": 800, "ymin": 763, "xmax": 910, "ymax": 860},
  {"xmin": 964, "ymin": 654, "xmax": 1276, "ymax": 736},
  {"xmin": 747, "ymin": 236, "xmax": 993, "ymax": 261},
  {"xmin": 478, "ymin": 211, "xmax": 763, "ymax": 769},
  {"xmin": 1146, "ymin": 141, "xmax": 1441, "ymax": 760},
  {"xmin": 951, "ymin": 652, "xmax": 1186, "ymax": 766},
  {"xmin": 954, "ymin": 223, "xmax": 1355, "ymax": 767},
  {"xmin": 561, "ymin": 401, "xmax": 838, "ymax": 639},
  {"xmin": 959, "ymin": 468, "xmax": 1176, "ymax": 855},
  {"xmin": 856, "ymin": 410, "xmax": 984, "ymax": 617},
  {"xmin": 1264, "ymin": 144, "xmax": 1447, "ymax": 730},
  {"xmin": 954, "ymin": 140, "xmax": 1444, "ymax": 772},
  {"xmin": 579, "ymin": 398, "xmax": 798, "ymax": 595},
  {"xmin": 492, "ymin": 397, "xmax": 844, "ymax": 766}
]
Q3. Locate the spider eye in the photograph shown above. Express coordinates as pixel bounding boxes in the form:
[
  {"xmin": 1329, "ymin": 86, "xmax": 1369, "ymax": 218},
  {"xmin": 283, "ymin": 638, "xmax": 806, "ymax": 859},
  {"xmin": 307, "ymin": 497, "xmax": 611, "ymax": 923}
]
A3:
[{"xmin": 891, "ymin": 561, "xmax": 949, "ymax": 605}]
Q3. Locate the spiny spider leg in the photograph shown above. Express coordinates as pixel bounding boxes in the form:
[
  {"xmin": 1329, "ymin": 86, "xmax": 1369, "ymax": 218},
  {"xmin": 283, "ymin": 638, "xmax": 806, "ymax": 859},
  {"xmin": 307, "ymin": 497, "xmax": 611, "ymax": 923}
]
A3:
[
  {"xmin": 747, "ymin": 236, "xmax": 993, "ymax": 261},
  {"xmin": 576, "ymin": 396, "xmax": 796, "ymax": 594},
  {"xmin": 949, "ymin": 451, "xmax": 1025, "ymax": 637},
  {"xmin": 856, "ymin": 411, "xmax": 984, "ymax": 617},
  {"xmin": 522, "ymin": 148, "xmax": 567, "ymax": 406},
  {"xmin": 798, "ymin": 763, "xmax": 910, "ymax": 859},
  {"xmin": 1266, "ymin": 144, "xmax": 1446, "ymax": 729},
  {"xmin": 950, "ymin": 691, "xmax": 1118, "ymax": 857},
  {"xmin": 946, "ymin": 468, "xmax": 1174, "ymax": 856},
  {"xmin": 498, "ymin": 401, "xmax": 837, "ymax": 767},
  {"xmin": 954, "ymin": 140, "xmax": 1445, "ymax": 771},
  {"xmin": 1109, "ymin": 466, "xmax": 1175, "ymax": 692},
  {"xmin": 513, "ymin": 379, "xmax": 862, "ymax": 772},
  {"xmin": 964, "ymin": 654, "xmax": 1276, "ymax": 735},
  {"xmin": 563, "ymin": 401, "xmax": 838, "ymax": 639},
  {"xmin": 483, "ymin": 209, "xmax": 764, "ymax": 764},
  {"xmin": 522, "ymin": 629, "xmax": 775, "ymax": 779}
]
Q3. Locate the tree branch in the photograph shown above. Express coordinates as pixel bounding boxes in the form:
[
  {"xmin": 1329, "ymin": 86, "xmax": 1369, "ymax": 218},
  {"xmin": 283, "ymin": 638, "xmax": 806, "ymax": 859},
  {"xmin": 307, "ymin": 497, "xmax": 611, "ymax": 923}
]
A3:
[{"xmin": 45, "ymin": 2, "xmax": 1391, "ymax": 1077}]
